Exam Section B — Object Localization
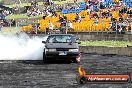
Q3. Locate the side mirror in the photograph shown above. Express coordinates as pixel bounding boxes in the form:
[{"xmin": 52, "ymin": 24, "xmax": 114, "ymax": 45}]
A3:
[
  {"xmin": 42, "ymin": 41, "xmax": 46, "ymax": 43},
  {"xmin": 76, "ymin": 38, "xmax": 80, "ymax": 40},
  {"xmin": 78, "ymin": 42, "xmax": 81, "ymax": 44}
]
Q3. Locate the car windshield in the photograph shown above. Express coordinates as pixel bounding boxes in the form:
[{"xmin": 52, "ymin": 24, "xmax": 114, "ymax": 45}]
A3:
[{"xmin": 47, "ymin": 35, "xmax": 76, "ymax": 43}]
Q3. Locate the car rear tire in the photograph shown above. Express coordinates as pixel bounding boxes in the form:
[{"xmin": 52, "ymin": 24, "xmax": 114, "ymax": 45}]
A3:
[{"xmin": 43, "ymin": 52, "xmax": 47, "ymax": 63}]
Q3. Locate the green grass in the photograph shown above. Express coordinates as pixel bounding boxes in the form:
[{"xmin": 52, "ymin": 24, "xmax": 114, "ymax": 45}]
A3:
[
  {"xmin": 5, "ymin": 4, "xmax": 30, "ymax": 8},
  {"xmin": 4, "ymin": 1, "xmax": 67, "ymax": 8},
  {"xmin": 4, "ymin": 2, "xmax": 43, "ymax": 8},
  {"xmin": 0, "ymin": 27, "xmax": 21, "ymax": 34},
  {"xmin": 6, "ymin": 14, "xmax": 43, "ymax": 19},
  {"xmin": 4, "ymin": 0, "xmax": 84, "ymax": 8},
  {"xmin": 4, "ymin": 1, "xmax": 69, "ymax": 8},
  {"xmin": 80, "ymin": 40, "xmax": 132, "ymax": 47}
]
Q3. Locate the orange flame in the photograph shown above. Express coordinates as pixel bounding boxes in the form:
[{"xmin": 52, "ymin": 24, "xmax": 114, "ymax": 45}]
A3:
[{"xmin": 78, "ymin": 66, "xmax": 86, "ymax": 76}]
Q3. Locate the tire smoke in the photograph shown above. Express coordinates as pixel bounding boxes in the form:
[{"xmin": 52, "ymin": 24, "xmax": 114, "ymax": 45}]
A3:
[{"xmin": 0, "ymin": 33, "xmax": 47, "ymax": 60}]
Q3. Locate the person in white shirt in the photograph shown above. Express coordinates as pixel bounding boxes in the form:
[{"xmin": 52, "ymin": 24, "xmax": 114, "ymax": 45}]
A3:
[
  {"xmin": 46, "ymin": 10, "xmax": 52, "ymax": 17},
  {"xmin": 48, "ymin": 20, "xmax": 53, "ymax": 33},
  {"xmin": 87, "ymin": 7, "xmax": 91, "ymax": 15},
  {"xmin": 67, "ymin": 21, "xmax": 74, "ymax": 32},
  {"xmin": 67, "ymin": 21, "xmax": 73, "ymax": 29}
]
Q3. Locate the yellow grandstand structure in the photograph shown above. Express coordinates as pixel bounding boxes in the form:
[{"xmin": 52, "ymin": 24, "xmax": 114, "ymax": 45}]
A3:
[{"xmin": 21, "ymin": 7, "xmax": 131, "ymax": 33}]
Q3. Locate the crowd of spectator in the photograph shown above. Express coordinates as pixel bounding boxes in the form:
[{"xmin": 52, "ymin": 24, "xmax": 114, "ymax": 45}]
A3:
[
  {"xmin": 0, "ymin": 0, "xmax": 131, "ymax": 34},
  {"xmin": 83, "ymin": 0, "xmax": 132, "ymax": 33},
  {"xmin": 21, "ymin": 0, "xmax": 132, "ymax": 34},
  {"xmin": 25, "ymin": 0, "xmax": 81, "ymax": 17},
  {"xmin": 0, "ymin": 9, "xmax": 13, "ymax": 28}
]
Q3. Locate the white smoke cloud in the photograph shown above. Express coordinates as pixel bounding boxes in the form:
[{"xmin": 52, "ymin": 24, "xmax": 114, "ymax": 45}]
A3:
[{"xmin": 0, "ymin": 33, "xmax": 47, "ymax": 60}]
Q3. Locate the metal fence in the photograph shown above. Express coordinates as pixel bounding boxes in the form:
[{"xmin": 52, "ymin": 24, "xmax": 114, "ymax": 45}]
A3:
[{"xmin": 0, "ymin": 20, "xmax": 132, "ymax": 35}]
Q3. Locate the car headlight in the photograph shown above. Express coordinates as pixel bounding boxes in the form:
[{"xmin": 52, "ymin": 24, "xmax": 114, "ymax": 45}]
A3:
[
  {"xmin": 45, "ymin": 49, "xmax": 56, "ymax": 51},
  {"xmin": 69, "ymin": 49, "xmax": 79, "ymax": 52}
]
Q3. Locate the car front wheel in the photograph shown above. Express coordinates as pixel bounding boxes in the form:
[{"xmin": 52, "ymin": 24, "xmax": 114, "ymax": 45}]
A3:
[{"xmin": 71, "ymin": 58, "xmax": 78, "ymax": 63}]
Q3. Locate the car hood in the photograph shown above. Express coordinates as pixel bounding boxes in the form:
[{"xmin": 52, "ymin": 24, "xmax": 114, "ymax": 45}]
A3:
[{"xmin": 45, "ymin": 43, "xmax": 79, "ymax": 49}]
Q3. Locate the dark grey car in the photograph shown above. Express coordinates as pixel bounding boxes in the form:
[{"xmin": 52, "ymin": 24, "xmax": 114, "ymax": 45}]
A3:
[{"xmin": 42, "ymin": 34, "xmax": 81, "ymax": 63}]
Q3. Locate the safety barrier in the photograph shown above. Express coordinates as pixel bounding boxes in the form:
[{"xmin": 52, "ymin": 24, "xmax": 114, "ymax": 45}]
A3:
[
  {"xmin": 75, "ymin": 34, "xmax": 132, "ymax": 41},
  {"xmin": 80, "ymin": 46, "xmax": 132, "ymax": 56}
]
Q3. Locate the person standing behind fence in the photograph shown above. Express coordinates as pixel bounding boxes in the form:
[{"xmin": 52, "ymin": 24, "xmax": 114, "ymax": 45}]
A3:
[
  {"xmin": 48, "ymin": 20, "xmax": 53, "ymax": 34},
  {"xmin": 75, "ymin": 13, "xmax": 82, "ymax": 22},
  {"xmin": 67, "ymin": 21, "xmax": 73, "ymax": 32}
]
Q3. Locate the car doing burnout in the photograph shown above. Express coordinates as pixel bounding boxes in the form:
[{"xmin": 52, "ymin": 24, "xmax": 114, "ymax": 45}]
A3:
[{"xmin": 42, "ymin": 34, "xmax": 81, "ymax": 62}]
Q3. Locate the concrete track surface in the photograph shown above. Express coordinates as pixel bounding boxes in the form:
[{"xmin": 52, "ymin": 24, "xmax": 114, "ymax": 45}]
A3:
[{"xmin": 0, "ymin": 54, "xmax": 132, "ymax": 88}]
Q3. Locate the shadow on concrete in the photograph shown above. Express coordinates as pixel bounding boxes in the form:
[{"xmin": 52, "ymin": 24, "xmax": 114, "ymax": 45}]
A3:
[{"xmin": 17, "ymin": 60, "xmax": 73, "ymax": 65}]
